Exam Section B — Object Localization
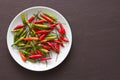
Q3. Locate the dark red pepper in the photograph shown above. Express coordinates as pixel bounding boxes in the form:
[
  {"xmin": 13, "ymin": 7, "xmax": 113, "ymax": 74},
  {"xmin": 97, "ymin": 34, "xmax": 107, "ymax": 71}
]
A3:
[
  {"xmin": 28, "ymin": 16, "xmax": 35, "ymax": 23},
  {"xmin": 13, "ymin": 24, "xmax": 24, "ymax": 30},
  {"xmin": 40, "ymin": 13, "xmax": 54, "ymax": 23}
]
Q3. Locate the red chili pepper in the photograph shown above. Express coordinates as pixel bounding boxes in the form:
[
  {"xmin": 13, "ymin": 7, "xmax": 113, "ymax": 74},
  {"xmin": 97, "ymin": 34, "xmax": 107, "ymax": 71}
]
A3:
[
  {"xmin": 49, "ymin": 23, "xmax": 58, "ymax": 28},
  {"xmin": 13, "ymin": 24, "xmax": 24, "ymax": 30},
  {"xmin": 28, "ymin": 16, "xmax": 35, "ymax": 23},
  {"xmin": 47, "ymin": 42, "xmax": 55, "ymax": 50},
  {"xmin": 39, "ymin": 34, "xmax": 46, "ymax": 40},
  {"xmin": 52, "ymin": 40, "xmax": 62, "ymax": 44},
  {"xmin": 59, "ymin": 22, "xmax": 66, "ymax": 34},
  {"xmin": 54, "ymin": 43, "xmax": 60, "ymax": 53},
  {"xmin": 36, "ymin": 50, "xmax": 42, "ymax": 55},
  {"xmin": 56, "ymin": 27, "xmax": 63, "ymax": 34},
  {"xmin": 40, "ymin": 57, "xmax": 51, "ymax": 61},
  {"xmin": 28, "ymin": 54, "xmax": 42, "ymax": 59},
  {"xmin": 58, "ymin": 37, "xmax": 64, "ymax": 47},
  {"xmin": 40, "ymin": 13, "xmax": 54, "ymax": 23},
  {"xmin": 33, "ymin": 28, "xmax": 41, "ymax": 32},
  {"xmin": 36, "ymin": 30, "xmax": 50, "ymax": 34},
  {"xmin": 30, "ymin": 50, "xmax": 35, "ymax": 55},
  {"xmin": 33, "ymin": 19, "xmax": 46, "ymax": 24},
  {"xmin": 60, "ymin": 36, "xmax": 69, "ymax": 42},
  {"xmin": 42, "ymin": 45, "xmax": 51, "ymax": 51}
]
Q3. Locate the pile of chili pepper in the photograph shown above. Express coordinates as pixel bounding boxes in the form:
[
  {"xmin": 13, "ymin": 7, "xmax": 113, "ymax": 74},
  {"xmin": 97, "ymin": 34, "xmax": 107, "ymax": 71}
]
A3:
[{"xmin": 11, "ymin": 11, "xmax": 69, "ymax": 63}]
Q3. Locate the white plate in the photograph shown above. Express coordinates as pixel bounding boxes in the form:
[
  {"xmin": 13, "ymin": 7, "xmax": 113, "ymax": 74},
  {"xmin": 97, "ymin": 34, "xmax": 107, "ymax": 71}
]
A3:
[{"xmin": 7, "ymin": 6, "xmax": 72, "ymax": 71}]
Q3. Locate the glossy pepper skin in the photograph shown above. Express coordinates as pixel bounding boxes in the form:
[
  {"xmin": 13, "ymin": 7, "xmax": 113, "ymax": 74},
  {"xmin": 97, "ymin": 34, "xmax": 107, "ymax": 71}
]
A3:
[
  {"xmin": 43, "ymin": 12, "xmax": 57, "ymax": 21},
  {"xmin": 40, "ymin": 13, "xmax": 54, "ymax": 23},
  {"xmin": 42, "ymin": 45, "xmax": 51, "ymax": 51},
  {"xmin": 40, "ymin": 57, "xmax": 51, "ymax": 61},
  {"xmin": 36, "ymin": 50, "xmax": 42, "ymax": 55},
  {"xmin": 13, "ymin": 24, "xmax": 24, "ymax": 30},
  {"xmin": 39, "ymin": 34, "xmax": 46, "ymax": 40},
  {"xmin": 36, "ymin": 30, "xmax": 50, "ymax": 34},
  {"xmin": 28, "ymin": 54, "xmax": 42, "ymax": 59},
  {"xmin": 33, "ymin": 19, "xmax": 46, "ymax": 24},
  {"xmin": 19, "ymin": 51, "xmax": 26, "ymax": 61},
  {"xmin": 60, "ymin": 36, "xmax": 69, "ymax": 42},
  {"xmin": 59, "ymin": 22, "xmax": 66, "ymax": 35},
  {"xmin": 28, "ymin": 16, "xmax": 35, "ymax": 23}
]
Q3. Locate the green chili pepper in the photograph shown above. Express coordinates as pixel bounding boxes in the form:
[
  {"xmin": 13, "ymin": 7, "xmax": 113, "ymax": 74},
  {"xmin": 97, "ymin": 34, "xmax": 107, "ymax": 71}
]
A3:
[
  {"xmin": 17, "ymin": 43, "xmax": 25, "ymax": 47},
  {"xmin": 21, "ymin": 12, "xmax": 27, "ymax": 24},
  {"xmin": 17, "ymin": 28, "xmax": 24, "ymax": 37},
  {"xmin": 18, "ymin": 45, "xmax": 32, "ymax": 49},
  {"xmin": 11, "ymin": 29, "xmax": 21, "ymax": 32},
  {"xmin": 27, "ymin": 58, "xmax": 36, "ymax": 63},
  {"xmin": 14, "ymin": 33, "xmax": 17, "ymax": 42},
  {"xmin": 44, "ymin": 36, "xmax": 57, "ymax": 41},
  {"xmin": 12, "ymin": 37, "xmax": 24, "ymax": 46},
  {"xmin": 37, "ymin": 44, "xmax": 42, "ymax": 47},
  {"xmin": 40, "ymin": 48, "xmax": 49, "ymax": 53},
  {"xmin": 21, "ymin": 50, "xmax": 30, "ymax": 55},
  {"xmin": 33, "ymin": 24, "xmax": 50, "ymax": 29},
  {"xmin": 30, "ymin": 41, "xmax": 36, "ymax": 53},
  {"xmin": 43, "ymin": 12, "xmax": 57, "ymax": 21},
  {"xmin": 47, "ymin": 33, "xmax": 56, "ymax": 37},
  {"xmin": 19, "ymin": 29, "xmax": 26, "ymax": 38}
]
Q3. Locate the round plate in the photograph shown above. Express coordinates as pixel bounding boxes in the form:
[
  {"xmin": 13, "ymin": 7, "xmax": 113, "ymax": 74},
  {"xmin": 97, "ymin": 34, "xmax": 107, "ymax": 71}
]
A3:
[{"xmin": 7, "ymin": 6, "xmax": 72, "ymax": 71}]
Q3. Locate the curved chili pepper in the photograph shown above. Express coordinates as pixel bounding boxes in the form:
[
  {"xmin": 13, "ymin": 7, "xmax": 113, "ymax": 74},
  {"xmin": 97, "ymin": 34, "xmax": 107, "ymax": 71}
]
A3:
[
  {"xmin": 54, "ymin": 43, "xmax": 60, "ymax": 53},
  {"xmin": 42, "ymin": 45, "xmax": 51, "ymax": 51},
  {"xmin": 36, "ymin": 50, "xmax": 42, "ymax": 55},
  {"xmin": 13, "ymin": 24, "xmax": 24, "ymax": 30},
  {"xmin": 47, "ymin": 42, "xmax": 55, "ymax": 50},
  {"xmin": 19, "ymin": 51, "xmax": 26, "ymax": 61},
  {"xmin": 28, "ymin": 16, "xmax": 35, "ymax": 23},
  {"xmin": 40, "ymin": 13, "xmax": 54, "ymax": 23},
  {"xmin": 43, "ymin": 12, "xmax": 57, "ymax": 21},
  {"xmin": 59, "ymin": 22, "xmax": 66, "ymax": 34},
  {"xmin": 39, "ymin": 34, "xmax": 46, "ymax": 40},
  {"xmin": 56, "ymin": 27, "xmax": 62, "ymax": 34},
  {"xmin": 60, "ymin": 36, "xmax": 69, "ymax": 42},
  {"xmin": 33, "ymin": 19, "xmax": 46, "ymax": 24},
  {"xmin": 50, "ymin": 23, "xmax": 58, "ymax": 28},
  {"xmin": 28, "ymin": 54, "xmax": 42, "ymax": 59}
]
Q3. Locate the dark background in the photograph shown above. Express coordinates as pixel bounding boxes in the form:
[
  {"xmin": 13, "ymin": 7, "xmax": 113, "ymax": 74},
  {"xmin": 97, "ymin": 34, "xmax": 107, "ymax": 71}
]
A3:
[{"xmin": 0, "ymin": 0, "xmax": 120, "ymax": 80}]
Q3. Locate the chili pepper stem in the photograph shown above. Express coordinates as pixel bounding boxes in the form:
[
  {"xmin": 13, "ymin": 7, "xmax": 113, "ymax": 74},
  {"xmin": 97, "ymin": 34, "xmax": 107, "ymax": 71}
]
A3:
[{"xmin": 56, "ymin": 54, "xmax": 59, "ymax": 62}]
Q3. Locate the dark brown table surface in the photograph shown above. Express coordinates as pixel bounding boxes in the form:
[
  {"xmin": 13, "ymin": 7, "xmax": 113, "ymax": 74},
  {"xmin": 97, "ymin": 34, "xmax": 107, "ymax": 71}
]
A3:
[{"xmin": 0, "ymin": 0, "xmax": 120, "ymax": 80}]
